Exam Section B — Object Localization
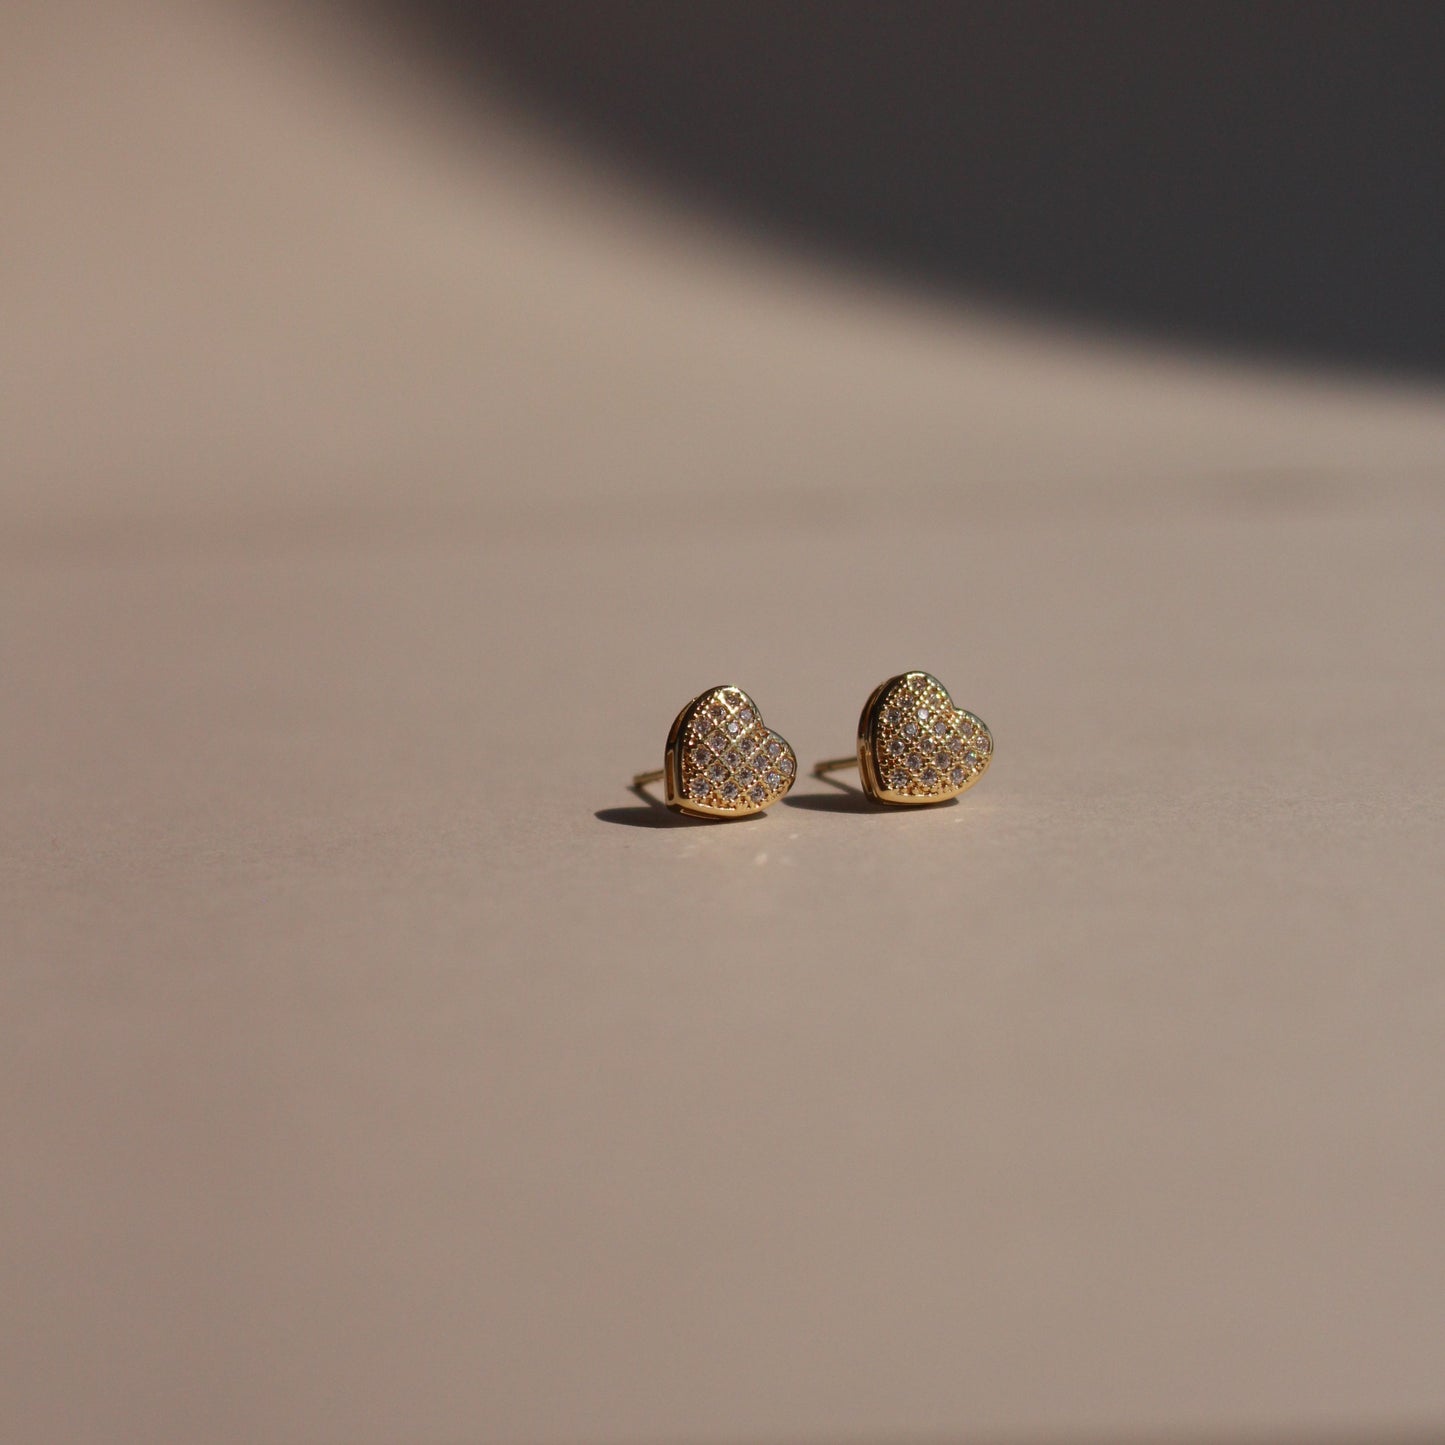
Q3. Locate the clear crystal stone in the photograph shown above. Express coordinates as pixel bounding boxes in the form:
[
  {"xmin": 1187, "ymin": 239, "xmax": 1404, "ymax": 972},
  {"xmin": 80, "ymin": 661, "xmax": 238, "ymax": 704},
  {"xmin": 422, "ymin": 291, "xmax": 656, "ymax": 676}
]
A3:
[
  {"xmin": 933, "ymin": 720, "xmax": 947, "ymax": 736},
  {"xmin": 724, "ymin": 749, "xmax": 742, "ymax": 769},
  {"xmin": 888, "ymin": 739, "xmax": 904, "ymax": 756},
  {"xmin": 779, "ymin": 757, "xmax": 794, "ymax": 776},
  {"xmin": 710, "ymin": 703, "xmax": 727, "ymax": 723},
  {"xmin": 688, "ymin": 776, "xmax": 709, "ymax": 798},
  {"xmin": 884, "ymin": 707, "xmax": 901, "ymax": 724},
  {"xmin": 766, "ymin": 740, "xmax": 781, "ymax": 757},
  {"xmin": 738, "ymin": 768, "xmax": 755, "ymax": 787},
  {"xmin": 748, "ymin": 785, "xmax": 765, "ymax": 803},
  {"xmin": 708, "ymin": 730, "xmax": 727, "ymax": 751},
  {"xmin": 739, "ymin": 708, "xmax": 754, "ymax": 726},
  {"xmin": 950, "ymin": 767, "xmax": 965, "ymax": 785},
  {"xmin": 765, "ymin": 771, "xmax": 781, "ymax": 789},
  {"xmin": 726, "ymin": 719, "xmax": 740, "ymax": 736},
  {"xmin": 949, "ymin": 735, "xmax": 965, "ymax": 754},
  {"xmin": 739, "ymin": 733, "xmax": 757, "ymax": 755},
  {"xmin": 722, "ymin": 780, "xmax": 739, "ymax": 799},
  {"xmin": 963, "ymin": 751, "xmax": 979, "ymax": 767},
  {"xmin": 904, "ymin": 722, "xmax": 918, "ymax": 738},
  {"xmin": 935, "ymin": 751, "xmax": 949, "ymax": 767},
  {"xmin": 724, "ymin": 691, "xmax": 742, "ymax": 706},
  {"xmin": 708, "ymin": 762, "xmax": 725, "ymax": 781},
  {"xmin": 888, "ymin": 771, "xmax": 907, "ymax": 790},
  {"xmin": 922, "ymin": 767, "xmax": 938, "ymax": 785},
  {"xmin": 906, "ymin": 752, "xmax": 922, "ymax": 770},
  {"xmin": 917, "ymin": 708, "xmax": 929, "ymax": 723}
]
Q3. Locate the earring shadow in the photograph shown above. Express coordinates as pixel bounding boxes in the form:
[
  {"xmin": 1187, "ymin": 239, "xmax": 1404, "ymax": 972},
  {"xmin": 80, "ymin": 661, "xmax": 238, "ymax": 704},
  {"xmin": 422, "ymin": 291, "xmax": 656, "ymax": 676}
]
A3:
[
  {"xmin": 784, "ymin": 767, "xmax": 887, "ymax": 814},
  {"xmin": 783, "ymin": 791, "xmax": 888, "ymax": 814},
  {"xmin": 784, "ymin": 769, "xmax": 958, "ymax": 814},
  {"xmin": 594, "ymin": 783, "xmax": 765, "ymax": 828}
]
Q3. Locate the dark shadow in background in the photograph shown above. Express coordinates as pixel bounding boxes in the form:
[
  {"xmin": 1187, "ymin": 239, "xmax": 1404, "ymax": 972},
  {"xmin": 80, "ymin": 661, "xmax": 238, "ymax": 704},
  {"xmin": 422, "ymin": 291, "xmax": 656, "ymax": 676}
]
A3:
[{"xmin": 389, "ymin": 1, "xmax": 1445, "ymax": 375}]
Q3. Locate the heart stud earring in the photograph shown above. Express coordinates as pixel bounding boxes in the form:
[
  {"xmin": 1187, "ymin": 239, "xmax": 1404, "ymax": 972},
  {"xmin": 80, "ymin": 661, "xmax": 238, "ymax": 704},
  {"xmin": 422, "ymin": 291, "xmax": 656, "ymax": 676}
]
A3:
[
  {"xmin": 632, "ymin": 685, "xmax": 797, "ymax": 818},
  {"xmin": 813, "ymin": 671, "xmax": 992, "ymax": 805}
]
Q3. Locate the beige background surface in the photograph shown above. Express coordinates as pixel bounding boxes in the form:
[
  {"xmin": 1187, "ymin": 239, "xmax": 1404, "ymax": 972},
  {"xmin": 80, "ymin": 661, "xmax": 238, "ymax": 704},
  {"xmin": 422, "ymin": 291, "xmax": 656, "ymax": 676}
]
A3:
[{"xmin": 4, "ymin": 4, "xmax": 1445, "ymax": 1443}]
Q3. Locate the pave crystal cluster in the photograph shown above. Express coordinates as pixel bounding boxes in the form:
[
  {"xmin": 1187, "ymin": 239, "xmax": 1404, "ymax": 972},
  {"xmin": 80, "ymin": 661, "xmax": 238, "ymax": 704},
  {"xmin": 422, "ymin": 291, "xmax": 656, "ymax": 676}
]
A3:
[
  {"xmin": 674, "ymin": 687, "xmax": 796, "ymax": 814},
  {"xmin": 868, "ymin": 673, "xmax": 991, "ymax": 802}
]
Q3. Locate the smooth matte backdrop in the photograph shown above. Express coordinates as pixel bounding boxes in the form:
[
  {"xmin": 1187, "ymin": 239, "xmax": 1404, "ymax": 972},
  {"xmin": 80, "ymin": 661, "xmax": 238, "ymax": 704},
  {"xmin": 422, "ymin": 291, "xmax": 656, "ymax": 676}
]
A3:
[{"xmin": 4, "ymin": 4, "xmax": 1444, "ymax": 1444}]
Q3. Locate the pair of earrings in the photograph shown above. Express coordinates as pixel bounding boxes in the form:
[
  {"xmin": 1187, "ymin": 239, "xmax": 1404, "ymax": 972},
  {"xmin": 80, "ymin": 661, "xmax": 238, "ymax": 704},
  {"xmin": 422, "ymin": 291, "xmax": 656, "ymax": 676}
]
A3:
[{"xmin": 632, "ymin": 671, "xmax": 992, "ymax": 819}]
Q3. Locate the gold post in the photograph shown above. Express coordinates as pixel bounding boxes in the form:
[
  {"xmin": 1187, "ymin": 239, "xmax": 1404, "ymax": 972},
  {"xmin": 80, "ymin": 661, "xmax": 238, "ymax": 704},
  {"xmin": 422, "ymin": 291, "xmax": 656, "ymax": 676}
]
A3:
[
  {"xmin": 631, "ymin": 768, "xmax": 664, "ymax": 787},
  {"xmin": 812, "ymin": 756, "xmax": 859, "ymax": 776}
]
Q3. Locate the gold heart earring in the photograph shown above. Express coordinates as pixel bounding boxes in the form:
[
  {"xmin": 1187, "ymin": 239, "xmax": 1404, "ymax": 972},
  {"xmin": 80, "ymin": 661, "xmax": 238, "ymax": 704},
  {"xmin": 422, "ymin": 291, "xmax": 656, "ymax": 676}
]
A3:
[
  {"xmin": 632, "ymin": 685, "xmax": 797, "ymax": 818},
  {"xmin": 814, "ymin": 671, "xmax": 993, "ymax": 806}
]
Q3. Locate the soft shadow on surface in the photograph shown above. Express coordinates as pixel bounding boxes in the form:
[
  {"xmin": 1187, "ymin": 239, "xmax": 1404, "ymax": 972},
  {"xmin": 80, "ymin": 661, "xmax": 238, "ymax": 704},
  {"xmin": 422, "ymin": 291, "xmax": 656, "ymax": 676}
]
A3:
[
  {"xmin": 786, "ymin": 790, "xmax": 957, "ymax": 815},
  {"xmin": 789, "ymin": 766, "xmax": 881, "ymax": 813},
  {"xmin": 784, "ymin": 769, "xmax": 959, "ymax": 815},
  {"xmin": 782, "ymin": 773, "xmax": 882, "ymax": 813},
  {"xmin": 783, "ymin": 791, "xmax": 887, "ymax": 815},
  {"xmin": 595, "ymin": 783, "xmax": 765, "ymax": 828},
  {"xmin": 393, "ymin": 4, "xmax": 1445, "ymax": 374}
]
